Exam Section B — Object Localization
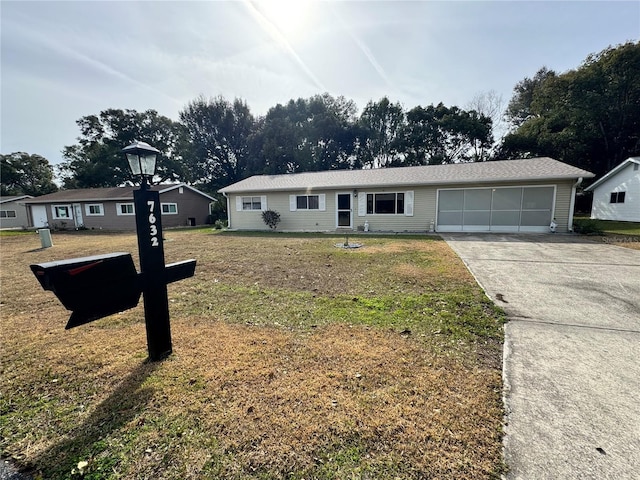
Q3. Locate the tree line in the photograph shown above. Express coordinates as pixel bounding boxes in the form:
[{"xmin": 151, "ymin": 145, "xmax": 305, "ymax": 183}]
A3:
[
  {"xmin": 55, "ymin": 94, "xmax": 494, "ymax": 194},
  {"xmin": 2, "ymin": 41, "xmax": 637, "ymax": 198}
]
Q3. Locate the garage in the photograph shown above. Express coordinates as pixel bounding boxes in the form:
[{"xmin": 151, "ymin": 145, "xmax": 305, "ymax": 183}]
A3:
[{"xmin": 436, "ymin": 185, "xmax": 555, "ymax": 232}]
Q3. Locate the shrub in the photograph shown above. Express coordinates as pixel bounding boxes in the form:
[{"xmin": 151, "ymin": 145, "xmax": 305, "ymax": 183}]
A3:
[
  {"xmin": 213, "ymin": 219, "xmax": 227, "ymax": 230},
  {"xmin": 261, "ymin": 210, "xmax": 281, "ymax": 230},
  {"xmin": 573, "ymin": 218, "xmax": 603, "ymax": 235}
]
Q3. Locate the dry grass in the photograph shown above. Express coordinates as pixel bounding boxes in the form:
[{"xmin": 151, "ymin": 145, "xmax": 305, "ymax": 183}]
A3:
[{"xmin": 1, "ymin": 230, "xmax": 504, "ymax": 479}]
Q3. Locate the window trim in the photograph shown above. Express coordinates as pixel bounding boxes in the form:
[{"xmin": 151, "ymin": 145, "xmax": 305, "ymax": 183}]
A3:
[
  {"xmin": 116, "ymin": 202, "xmax": 135, "ymax": 216},
  {"xmin": 0, "ymin": 210, "xmax": 17, "ymax": 218},
  {"xmin": 290, "ymin": 194, "xmax": 325, "ymax": 211},
  {"xmin": 610, "ymin": 191, "xmax": 626, "ymax": 204},
  {"xmin": 366, "ymin": 192, "xmax": 405, "ymax": 215},
  {"xmin": 161, "ymin": 202, "xmax": 178, "ymax": 215},
  {"xmin": 85, "ymin": 203, "xmax": 104, "ymax": 216},
  {"xmin": 238, "ymin": 196, "xmax": 266, "ymax": 211},
  {"xmin": 52, "ymin": 204, "xmax": 71, "ymax": 219}
]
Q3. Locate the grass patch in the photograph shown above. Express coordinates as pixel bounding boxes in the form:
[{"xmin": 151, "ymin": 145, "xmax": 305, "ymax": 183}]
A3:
[
  {"xmin": 0, "ymin": 229, "xmax": 35, "ymax": 236},
  {"xmin": 1, "ymin": 230, "xmax": 505, "ymax": 479},
  {"xmin": 574, "ymin": 216, "xmax": 640, "ymax": 250}
]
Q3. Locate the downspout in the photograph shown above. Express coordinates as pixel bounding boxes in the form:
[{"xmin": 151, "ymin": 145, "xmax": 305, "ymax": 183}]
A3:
[
  {"xmin": 222, "ymin": 192, "xmax": 231, "ymax": 229},
  {"xmin": 567, "ymin": 177, "xmax": 583, "ymax": 232}
]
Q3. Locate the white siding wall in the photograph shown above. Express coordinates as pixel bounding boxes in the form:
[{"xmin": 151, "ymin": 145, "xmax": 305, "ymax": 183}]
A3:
[
  {"xmin": 591, "ymin": 163, "xmax": 640, "ymax": 222},
  {"xmin": 227, "ymin": 180, "xmax": 577, "ymax": 233}
]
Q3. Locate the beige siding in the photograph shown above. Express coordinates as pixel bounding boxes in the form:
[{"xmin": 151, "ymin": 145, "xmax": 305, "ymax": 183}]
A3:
[
  {"xmin": 554, "ymin": 181, "xmax": 574, "ymax": 233},
  {"xmin": 228, "ymin": 180, "xmax": 577, "ymax": 233}
]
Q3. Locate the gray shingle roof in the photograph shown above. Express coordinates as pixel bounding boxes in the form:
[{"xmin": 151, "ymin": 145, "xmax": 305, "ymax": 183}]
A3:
[
  {"xmin": 0, "ymin": 195, "xmax": 33, "ymax": 204},
  {"xmin": 219, "ymin": 157, "xmax": 594, "ymax": 194},
  {"xmin": 24, "ymin": 184, "xmax": 214, "ymax": 203}
]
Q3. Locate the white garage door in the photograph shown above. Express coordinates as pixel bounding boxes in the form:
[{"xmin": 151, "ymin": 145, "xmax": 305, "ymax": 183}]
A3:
[{"xmin": 437, "ymin": 186, "xmax": 555, "ymax": 233}]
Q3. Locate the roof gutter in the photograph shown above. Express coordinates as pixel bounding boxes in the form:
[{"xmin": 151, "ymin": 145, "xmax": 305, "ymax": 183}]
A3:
[
  {"xmin": 222, "ymin": 192, "xmax": 231, "ymax": 229},
  {"xmin": 567, "ymin": 177, "xmax": 583, "ymax": 232}
]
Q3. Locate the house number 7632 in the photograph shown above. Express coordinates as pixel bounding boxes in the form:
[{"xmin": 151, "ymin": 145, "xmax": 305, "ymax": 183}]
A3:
[{"xmin": 147, "ymin": 201, "xmax": 159, "ymax": 247}]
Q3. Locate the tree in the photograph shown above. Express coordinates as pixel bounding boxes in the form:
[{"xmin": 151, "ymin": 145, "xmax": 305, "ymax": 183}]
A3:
[
  {"xmin": 258, "ymin": 94, "xmax": 360, "ymax": 174},
  {"xmin": 59, "ymin": 109, "xmax": 187, "ymax": 188},
  {"xmin": 504, "ymin": 67, "xmax": 556, "ymax": 129},
  {"xmin": 0, "ymin": 152, "xmax": 58, "ymax": 196},
  {"xmin": 500, "ymin": 42, "xmax": 640, "ymax": 178},
  {"xmin": 467, "ymin": 89, "xmax": 506, "ymax": 155},
  {"xmin": 179, "ymin": 96, "xmax": 257, "ymax": 192},
  {"xmin": 401, "ymin": 103, "xmax": 493, "ymax": 165},
  {"xmin": 358, "ymin": 97, "xmax": 405, "ymax": 168}
]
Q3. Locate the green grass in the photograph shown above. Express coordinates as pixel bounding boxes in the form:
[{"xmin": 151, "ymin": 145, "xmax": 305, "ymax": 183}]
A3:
[
  {"xmin": 575, "ymin": 216, "xmax": 640, "ymax": 236},
  {"xmin": 0, "ymin": 229, "xmax": 35, "ymax": 236}
]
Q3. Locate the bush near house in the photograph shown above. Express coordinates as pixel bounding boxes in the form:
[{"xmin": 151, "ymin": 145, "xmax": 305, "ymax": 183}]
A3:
[{"xmin": 261, "ymin": 209, "xmax": 281, "ymax": 229}]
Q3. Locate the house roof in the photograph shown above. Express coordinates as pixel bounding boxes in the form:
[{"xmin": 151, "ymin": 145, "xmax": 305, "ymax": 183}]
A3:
[
  {"xmin": 23, "ymin": 183, "xmax": 215, "ymax": 204},
  {"xmin": 218, "ymin": 157, "xmax": 594, "ymax": 194},
  {"xmin": 0, "ymin": 195, "xmax": 33, "ymax": 204},
  {"xmin": 583, "ymin": 157, "xmax": 640, "ymax": 192}
]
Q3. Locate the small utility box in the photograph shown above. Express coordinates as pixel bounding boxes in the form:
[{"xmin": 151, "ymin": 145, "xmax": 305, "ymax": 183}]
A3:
[{"xmin": 38, "ymin": 228, "xmax": 53, "ymax": 248}]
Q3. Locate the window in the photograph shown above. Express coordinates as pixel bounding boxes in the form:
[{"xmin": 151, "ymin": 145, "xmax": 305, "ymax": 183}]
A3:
[
  {"xmin": 296, "ymin": 195, "xmax": 320, "ymax": 210},
  {"xmin": 0, "ymin": 210, "xmax": 16, "ymax": 218},
  {"xmin": 610, "ymin": 192, "xmax": 626, "ymax": 204},
  {"xmin": 161, "ymin": 203, "xmax": 178, "ymax": 214},
  {"xmin": 85, "ymin": 204, "xmax": 104, "ymax": 216},
  {"xmin": 116, "ymin": 203, "xmax": 135, "ymax": 215},
  {"xmin": 366, "ymin": 193, "xmax": 404, "ymax": 214},
  {"xmin": 52, "ymin": 205, "xmax": 71, "ymax": 219},
  {"xmin": 242, "ymin": 196, "xmax": 263, "ymax": 211}
]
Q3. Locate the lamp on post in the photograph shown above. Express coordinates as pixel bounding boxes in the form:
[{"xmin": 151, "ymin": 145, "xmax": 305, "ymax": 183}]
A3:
[
  {"xmin": 122, "ymin": 140, "xmax": 172, "ymax": 361},
  {"xmin": 122, "ymin": 140, "xmax": 160, "ymax": 188}
]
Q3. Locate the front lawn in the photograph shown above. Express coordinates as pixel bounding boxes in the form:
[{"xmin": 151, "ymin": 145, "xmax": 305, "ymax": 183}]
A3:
[
  {"xmin": 574, "ymin": 217, "xmax": 640, "ymax": 250},
  {"xmin": 0, "ymin": 230, "xmax": 505, "ymax": 479}
]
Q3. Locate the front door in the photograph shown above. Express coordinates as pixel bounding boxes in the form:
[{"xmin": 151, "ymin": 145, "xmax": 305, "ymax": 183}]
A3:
[
  {"xmin": 73, "ymin": 203, "xmax": 84, "ymax": 228},
  {"xmin": 31, "ymin": 205, "xmax": 48, "ymax": 228},
  {"xmin": 336, "ymin": 193, "xmax": 352, "ymax": 228}
]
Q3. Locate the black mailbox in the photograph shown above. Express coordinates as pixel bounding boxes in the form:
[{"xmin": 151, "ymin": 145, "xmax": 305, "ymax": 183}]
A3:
[
  {"xmin": 31, "ymin": 252, "xmax": 141, "ymax": 329},
  {"xmin": 31, "ymin": 253, "xmax": 196, "ymax": 331}
]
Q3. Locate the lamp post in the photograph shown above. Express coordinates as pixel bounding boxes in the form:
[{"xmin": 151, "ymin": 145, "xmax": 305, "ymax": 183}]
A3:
[{"xmin": 122, "ymin": 140, "xmax": 172, "ymax": 361}]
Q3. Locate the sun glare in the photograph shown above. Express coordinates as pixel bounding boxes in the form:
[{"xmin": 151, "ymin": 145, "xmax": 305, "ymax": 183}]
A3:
[{"xmin": 259, "ymin": 0, "xmax": 312, "ymax": 37}]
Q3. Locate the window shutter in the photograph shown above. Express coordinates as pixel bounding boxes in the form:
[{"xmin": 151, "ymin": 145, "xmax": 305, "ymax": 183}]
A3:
[
  {"xmin": 319, "ymin": 194, "xmax": 326, "ymax": 211},
  {"xmin": 261, "ymin": 196, "xmax": 267, "ymax": 211},
  {"xmin": 236, "ymin": 196, "xmax": 242, "ymax": 211},
  {"xmin": 290, "ymin": 195, "xmax": 297, "ymax": 211},
  {"xmin": 405, "ymin": 191, "xmax": 414, "ymax": 216},
  {"xmin": 358, "ymin": 193, "xmax": 366, "ymax": 216}
]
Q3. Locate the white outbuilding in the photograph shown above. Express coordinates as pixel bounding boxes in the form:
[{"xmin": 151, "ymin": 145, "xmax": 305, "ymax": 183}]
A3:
[{"xmin": 584, "ymin": 157, "xmax": 640, "ymax": 222}]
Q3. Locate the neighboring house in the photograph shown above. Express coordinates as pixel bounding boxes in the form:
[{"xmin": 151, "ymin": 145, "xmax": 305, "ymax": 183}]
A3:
[
  {"xmin": 0, "ymin": 195, "xmax": 33, "ymax": 229},
  {"xmin": 23, "ymin": 184, "xmax": 214, "ymax": 230},
  {"xmin": 584, "ymin": 157, "xmax": 640, "ymax": 222},
  {"xmin": 219, "ymin": 157, "xmax": 594, "ymax": 234}
]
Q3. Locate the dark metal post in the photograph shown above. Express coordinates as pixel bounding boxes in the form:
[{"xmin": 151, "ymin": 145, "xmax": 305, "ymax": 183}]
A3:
[{"xmin": 134, "ymin": 182, "xmax": 172, "ymax": 361}]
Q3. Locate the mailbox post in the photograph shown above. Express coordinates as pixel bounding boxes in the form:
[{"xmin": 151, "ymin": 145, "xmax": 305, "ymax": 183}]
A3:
[
  {"xmin": 123, "ymin": 141, "xmax": 173, "ymax": 361},
  {"xmin": 31, "ymin": 141, "xmax": 194, "ymax": 362}
]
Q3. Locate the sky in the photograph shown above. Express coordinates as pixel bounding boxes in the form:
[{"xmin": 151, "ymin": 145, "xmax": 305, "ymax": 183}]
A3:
[{"xmin": 1, "ymin": 0, "xmax": 639, "ymax": 168}]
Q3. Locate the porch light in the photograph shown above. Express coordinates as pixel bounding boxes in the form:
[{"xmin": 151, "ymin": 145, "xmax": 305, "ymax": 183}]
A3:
[{"xmin": 122, "ymin": 140, "xmax": 160, "ymax": 185}]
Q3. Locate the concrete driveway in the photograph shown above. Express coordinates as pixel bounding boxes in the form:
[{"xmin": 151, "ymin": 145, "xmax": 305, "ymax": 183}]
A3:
[{"xmin": 442, "ymin": 234, "xmax": 640, "ymax": 480}]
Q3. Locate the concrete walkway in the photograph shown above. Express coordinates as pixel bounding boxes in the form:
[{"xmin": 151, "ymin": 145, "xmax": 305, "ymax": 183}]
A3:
[{"xmin": 443, "ymin": 234, "xmax": 640, "ymax": 480}]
